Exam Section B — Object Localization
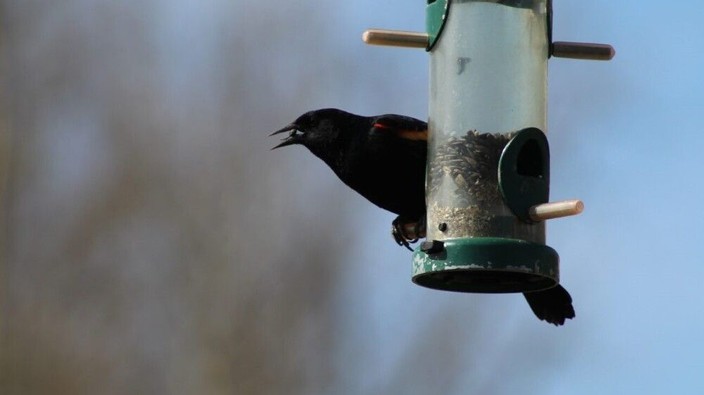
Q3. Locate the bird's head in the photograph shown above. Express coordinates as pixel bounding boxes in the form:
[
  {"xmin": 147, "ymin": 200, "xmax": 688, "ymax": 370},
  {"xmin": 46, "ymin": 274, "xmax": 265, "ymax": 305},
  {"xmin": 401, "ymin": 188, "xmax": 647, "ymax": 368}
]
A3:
[{"xmin": 270, "ymin": 109, "xmax": 359, "ymax": 153}]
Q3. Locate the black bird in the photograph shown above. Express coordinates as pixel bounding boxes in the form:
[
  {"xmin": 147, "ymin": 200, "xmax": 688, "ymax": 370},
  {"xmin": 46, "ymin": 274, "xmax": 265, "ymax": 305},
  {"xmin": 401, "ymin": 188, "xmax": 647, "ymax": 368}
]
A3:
[
  {"xmin": 271, "ymin": 108, "xmax": 575, "ymax": 325},
  {"xmin": 271, "ymin": 108, "xmax": 427, "ymax": 247}
]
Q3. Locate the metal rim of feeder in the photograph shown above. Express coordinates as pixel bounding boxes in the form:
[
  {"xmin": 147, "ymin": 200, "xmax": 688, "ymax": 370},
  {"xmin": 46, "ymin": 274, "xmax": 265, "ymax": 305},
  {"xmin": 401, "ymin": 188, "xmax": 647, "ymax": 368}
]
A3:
[{"xmin": 412, "ymin": 238, "xmax": 559, "ymax": 293}]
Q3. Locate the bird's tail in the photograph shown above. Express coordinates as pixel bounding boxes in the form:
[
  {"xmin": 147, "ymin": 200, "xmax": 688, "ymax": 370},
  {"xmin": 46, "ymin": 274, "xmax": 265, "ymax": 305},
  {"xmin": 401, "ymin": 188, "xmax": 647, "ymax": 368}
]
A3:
[{"xmin": 523, "ymin": 285, "xmax": 575, "ymax": 326}]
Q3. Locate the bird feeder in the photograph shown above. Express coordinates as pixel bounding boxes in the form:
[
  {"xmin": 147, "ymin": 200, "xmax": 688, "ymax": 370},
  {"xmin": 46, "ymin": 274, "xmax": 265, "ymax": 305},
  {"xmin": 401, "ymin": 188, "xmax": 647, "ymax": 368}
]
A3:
[{"xmin": 363, "ymin": 0, "xmax": 612, "ymax": 293}]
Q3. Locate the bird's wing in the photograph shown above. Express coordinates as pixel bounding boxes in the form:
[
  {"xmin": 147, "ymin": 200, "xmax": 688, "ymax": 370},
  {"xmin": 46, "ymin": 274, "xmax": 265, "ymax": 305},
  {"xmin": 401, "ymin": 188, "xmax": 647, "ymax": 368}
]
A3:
[{"xmin": 371, "ymin": 114, "xmax": 428, "ymax": 142}]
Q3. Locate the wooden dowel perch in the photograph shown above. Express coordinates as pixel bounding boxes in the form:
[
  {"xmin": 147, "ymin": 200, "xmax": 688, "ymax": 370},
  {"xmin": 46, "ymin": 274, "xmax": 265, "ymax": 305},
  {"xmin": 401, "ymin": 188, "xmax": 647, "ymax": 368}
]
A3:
[
  {"xmin": 529, "ymin": 199, "xmax": 584, "ymax": 222},
  {"xmin": 552, "ymin": 42, "xmax": 615, "ymax": 61},
  {"xmin": 362, "ymin": 29, "xmax": 428, "ymax": 49}
]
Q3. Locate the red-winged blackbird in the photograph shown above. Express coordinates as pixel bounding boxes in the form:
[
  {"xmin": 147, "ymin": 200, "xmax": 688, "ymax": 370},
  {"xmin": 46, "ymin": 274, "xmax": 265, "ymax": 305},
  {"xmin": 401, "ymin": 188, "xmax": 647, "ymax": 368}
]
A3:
[{"xmin": 271, "ymin": 108, "xmax": 575, "ymax": 326}]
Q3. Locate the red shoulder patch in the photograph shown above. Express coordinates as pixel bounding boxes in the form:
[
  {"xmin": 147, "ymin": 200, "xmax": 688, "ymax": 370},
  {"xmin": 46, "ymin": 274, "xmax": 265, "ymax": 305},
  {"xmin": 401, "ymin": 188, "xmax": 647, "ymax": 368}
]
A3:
[
  {"xmin": 397, "ymin": 129, "xmax": 427, "ymax": 141},
  {"xmin": 373, "ymin": 122, "xmax": 427, "ymax": 141}
]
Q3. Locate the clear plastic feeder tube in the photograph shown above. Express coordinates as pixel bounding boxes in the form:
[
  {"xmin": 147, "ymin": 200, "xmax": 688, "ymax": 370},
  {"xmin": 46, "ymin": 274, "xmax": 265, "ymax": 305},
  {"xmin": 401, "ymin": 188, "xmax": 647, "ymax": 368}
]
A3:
[{"xmin": 427, "ymin": 0, "xmax": 549, "ymax": 244}]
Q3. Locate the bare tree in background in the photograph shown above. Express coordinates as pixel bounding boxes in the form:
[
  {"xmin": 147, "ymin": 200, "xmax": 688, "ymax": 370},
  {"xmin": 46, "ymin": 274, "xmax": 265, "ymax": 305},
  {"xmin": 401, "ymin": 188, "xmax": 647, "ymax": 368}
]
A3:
[{"xmin": 0, "ymin": 2, "xmax": 350, "ymax": 393}]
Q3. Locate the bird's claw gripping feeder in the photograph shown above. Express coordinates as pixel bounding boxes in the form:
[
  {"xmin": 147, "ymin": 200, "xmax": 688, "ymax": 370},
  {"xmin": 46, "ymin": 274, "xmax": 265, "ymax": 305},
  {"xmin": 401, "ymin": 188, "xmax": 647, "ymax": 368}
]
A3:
[{"xmin": 363, "ymin": 0, "xmax": 613, "ymax": 293}]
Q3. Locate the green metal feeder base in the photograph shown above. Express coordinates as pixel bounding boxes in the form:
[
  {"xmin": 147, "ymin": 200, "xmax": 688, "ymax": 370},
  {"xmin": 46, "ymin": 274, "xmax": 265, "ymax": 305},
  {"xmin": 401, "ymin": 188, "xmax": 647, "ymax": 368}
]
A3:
[{"xmin": 412, "ymin": 238, "xmax": 559, "ymax": 293}]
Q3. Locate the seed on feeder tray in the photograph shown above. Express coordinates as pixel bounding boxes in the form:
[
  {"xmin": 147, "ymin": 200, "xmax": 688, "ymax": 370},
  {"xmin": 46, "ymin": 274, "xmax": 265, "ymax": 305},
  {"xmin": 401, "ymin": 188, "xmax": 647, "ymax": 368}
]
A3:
[
  {"xmin": 427, "ymin": 130, "xmax": 514, "ymax": 237},
  {"xmin": 428, "ymin": 130, "xmax": 512, "ymax": 196},
  {"xmin": 454, "ymin": 174, "xmax": 468, "ymax": 189}
]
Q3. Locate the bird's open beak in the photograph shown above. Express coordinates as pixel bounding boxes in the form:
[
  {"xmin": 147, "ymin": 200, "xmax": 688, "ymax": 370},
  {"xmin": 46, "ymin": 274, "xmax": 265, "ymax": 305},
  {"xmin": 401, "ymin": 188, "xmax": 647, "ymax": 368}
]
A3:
[{"xmin": 270, "ymin": 124, "xmax": 302, "ymax": 149}]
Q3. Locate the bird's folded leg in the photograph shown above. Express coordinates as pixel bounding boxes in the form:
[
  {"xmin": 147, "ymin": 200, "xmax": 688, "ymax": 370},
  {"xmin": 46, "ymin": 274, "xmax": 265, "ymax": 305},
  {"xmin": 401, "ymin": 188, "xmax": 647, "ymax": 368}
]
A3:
[{"xmin": 391, "ymin": 216, "xmax": 426, "ymax": 251}]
